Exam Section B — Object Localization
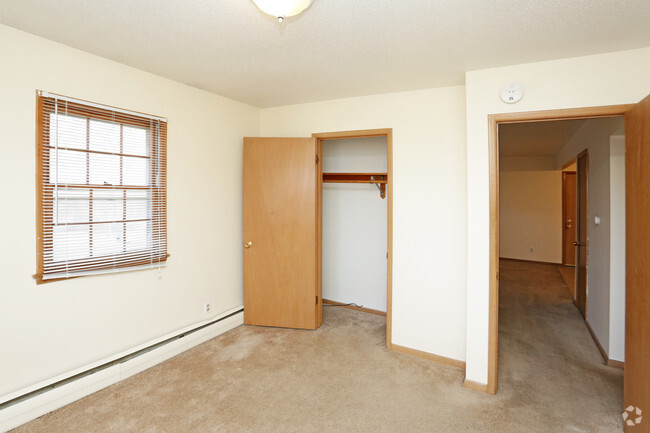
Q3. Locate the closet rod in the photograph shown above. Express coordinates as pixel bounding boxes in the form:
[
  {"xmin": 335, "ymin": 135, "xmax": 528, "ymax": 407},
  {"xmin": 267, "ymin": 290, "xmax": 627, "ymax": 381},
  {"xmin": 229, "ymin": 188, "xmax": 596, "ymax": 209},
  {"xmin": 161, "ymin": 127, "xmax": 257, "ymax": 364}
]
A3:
[{"xmin": 322, "ymin": 172, "xmax": 387, "ymax": 198}]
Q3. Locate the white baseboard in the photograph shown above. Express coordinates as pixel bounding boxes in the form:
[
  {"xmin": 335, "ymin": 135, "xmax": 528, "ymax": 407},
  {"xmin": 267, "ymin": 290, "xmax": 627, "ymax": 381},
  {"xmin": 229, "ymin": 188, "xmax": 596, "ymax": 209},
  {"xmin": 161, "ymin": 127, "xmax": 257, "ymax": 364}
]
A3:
[{"xmin": 0, "ymin": 311, "xmax": 243, "ymax": 432}]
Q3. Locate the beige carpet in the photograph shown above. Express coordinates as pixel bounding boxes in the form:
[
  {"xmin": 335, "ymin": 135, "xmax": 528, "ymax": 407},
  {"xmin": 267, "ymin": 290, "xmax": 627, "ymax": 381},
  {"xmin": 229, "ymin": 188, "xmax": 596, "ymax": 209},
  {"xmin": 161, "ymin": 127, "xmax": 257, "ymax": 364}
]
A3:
[{"xmin": 11, "ymin": 260, "xmax": 623, "ymax": 432}]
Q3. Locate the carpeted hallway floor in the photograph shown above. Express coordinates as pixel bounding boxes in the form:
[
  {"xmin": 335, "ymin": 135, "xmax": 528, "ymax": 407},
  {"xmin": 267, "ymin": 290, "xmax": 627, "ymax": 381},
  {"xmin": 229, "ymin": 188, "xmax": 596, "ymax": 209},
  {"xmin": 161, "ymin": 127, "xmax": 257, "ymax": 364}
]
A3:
[{"xmin": 10, "ymin": 260, "xmax": 623, "ymax": 432}]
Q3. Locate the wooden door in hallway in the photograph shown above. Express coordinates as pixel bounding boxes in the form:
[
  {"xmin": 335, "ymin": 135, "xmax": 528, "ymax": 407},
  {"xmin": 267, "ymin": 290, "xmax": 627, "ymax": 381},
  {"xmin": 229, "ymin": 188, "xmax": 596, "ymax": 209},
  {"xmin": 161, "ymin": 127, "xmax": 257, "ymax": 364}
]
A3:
[
  {"xmin": 624, "ymin": 94, "xmax": 650, "ymax": 433},
  {"xmin": 562, "ymin": 171, "xmax": 577, "ymax": 267},
  {"xmin": 243, "ymin": 137, "xmax": 320, "ymax": 330},
  {"xmin": 575, "ymin": 152, "xmax": 588, "ymax": 318}
]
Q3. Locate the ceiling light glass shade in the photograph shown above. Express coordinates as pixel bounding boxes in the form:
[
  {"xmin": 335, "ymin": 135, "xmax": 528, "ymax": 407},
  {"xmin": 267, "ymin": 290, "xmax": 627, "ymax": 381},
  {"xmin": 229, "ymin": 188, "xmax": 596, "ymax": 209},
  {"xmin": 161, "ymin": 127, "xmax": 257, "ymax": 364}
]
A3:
[{"xmin": 251, "ymin": 0, "xmax": 313, "ymax": 22}]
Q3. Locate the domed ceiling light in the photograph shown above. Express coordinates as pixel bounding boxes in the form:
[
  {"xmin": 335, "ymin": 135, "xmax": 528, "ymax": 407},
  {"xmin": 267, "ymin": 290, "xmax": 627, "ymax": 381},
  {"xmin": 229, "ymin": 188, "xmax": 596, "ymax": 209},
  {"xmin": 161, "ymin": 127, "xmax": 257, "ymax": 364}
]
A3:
[{"xmin": 251, "ymin": 0, "xmax": 313, "ymax": 22}]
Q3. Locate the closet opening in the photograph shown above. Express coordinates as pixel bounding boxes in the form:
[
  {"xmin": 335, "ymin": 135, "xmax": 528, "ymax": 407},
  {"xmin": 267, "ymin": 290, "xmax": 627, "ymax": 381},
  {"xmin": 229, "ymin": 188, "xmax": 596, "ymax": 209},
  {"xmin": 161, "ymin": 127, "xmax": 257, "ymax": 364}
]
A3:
[{"xmin": 313, "ymin": 129, "xmax": 393, "ymax": 348}]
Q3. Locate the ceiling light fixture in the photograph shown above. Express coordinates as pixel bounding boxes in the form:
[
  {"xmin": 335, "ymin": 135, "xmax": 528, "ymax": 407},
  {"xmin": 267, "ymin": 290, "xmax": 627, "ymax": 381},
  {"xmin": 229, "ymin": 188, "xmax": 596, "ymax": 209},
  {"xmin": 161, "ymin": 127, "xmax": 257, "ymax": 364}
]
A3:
[{"xmin": 251, "ymin": 0, "xmax": 313, "ymax": 22}]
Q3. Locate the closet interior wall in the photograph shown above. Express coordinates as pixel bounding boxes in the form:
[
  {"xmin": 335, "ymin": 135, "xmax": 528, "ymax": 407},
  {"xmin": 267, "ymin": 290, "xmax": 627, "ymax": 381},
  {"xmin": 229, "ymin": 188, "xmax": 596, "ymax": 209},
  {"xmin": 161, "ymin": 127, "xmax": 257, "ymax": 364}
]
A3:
[{"xmin": 322, "ymin": 137, "xmax": 388, "ymax": 312}]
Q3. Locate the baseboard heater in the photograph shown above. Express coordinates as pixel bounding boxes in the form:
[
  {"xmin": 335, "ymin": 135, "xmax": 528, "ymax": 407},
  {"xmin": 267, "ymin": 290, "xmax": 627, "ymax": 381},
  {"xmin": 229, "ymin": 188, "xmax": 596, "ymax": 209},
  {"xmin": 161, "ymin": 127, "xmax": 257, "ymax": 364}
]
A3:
[{"xmin": 0, "ymin": 308, "xmax": 243, "ymax": 411}]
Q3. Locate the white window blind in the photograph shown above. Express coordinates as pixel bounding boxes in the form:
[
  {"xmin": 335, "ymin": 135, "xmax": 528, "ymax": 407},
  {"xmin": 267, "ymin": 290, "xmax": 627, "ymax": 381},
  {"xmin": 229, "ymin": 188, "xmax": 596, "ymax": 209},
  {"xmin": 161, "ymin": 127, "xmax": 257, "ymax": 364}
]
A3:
[{"xmin": 36, "ymin": 92, "xmax": 167, "ymax": 282}]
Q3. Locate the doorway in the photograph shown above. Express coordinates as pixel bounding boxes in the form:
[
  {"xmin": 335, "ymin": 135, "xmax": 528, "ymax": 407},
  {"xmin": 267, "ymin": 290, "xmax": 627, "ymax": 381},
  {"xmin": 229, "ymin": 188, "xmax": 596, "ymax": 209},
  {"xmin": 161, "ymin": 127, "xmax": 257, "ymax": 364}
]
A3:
[
  {"xmin": 487, "ymin": 97, "xmax": 650, "ymax": 432},
  {"xmin": 319, "ymin": 136, "xmax": 388, "ymax": 315},
  {"xmin": 314, "ymin": 129, "xmax": 393, "ymax": 348},
  {"xmin": 487, "ymin": 104, "xmax": 634, "ymax": 396}
]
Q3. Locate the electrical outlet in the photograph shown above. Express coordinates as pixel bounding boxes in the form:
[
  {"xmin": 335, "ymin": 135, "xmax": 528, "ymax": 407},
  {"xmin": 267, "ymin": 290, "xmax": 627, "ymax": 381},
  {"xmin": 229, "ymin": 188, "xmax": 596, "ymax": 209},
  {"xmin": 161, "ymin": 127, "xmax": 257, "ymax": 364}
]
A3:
[{"xmin": 204, "ymin": 302, "xmax": 211, "ymax": 314}]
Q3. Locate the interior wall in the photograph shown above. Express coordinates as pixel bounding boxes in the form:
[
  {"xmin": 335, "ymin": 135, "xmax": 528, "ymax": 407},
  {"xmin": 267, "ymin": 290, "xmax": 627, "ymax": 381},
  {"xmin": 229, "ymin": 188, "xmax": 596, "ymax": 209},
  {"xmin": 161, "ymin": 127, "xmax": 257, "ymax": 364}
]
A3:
[
  {"xmin": 322, "ymin": 137, "xmax": 388, "ymax": 312},
  {"xmin": 465, "ymin": 46, "xmax": 650, "ymax": 384},
  {"xmin": 555, "ymin": 117, "xmax": 625, "ymax": 358},
  {"xmin": 0, "ymin": 24, "xmax": 260, "ymax": 398},
  {"xmin": 608, "ymin": 135, "xmax": 626, "ymax": 362},
  {"xmin": 500, "ymin": 155, "xmax": 555, "ymax": 171},
  {"xmin": 499, "ymin": 169, "xmax": 562, "ymax": 263},
  {"xmin": 261, "ymin": 85, "xmax": 468, "ymax": 362}
]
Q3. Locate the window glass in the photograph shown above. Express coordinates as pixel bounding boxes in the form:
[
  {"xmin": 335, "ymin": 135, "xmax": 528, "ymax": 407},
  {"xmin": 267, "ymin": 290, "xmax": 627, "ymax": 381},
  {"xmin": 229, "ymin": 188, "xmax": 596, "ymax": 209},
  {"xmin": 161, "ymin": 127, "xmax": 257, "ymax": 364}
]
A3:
[
  {"xmin": 89, "ymin": 119, "xmax": 121, "ymax": 154},
  {"xmin": 49, "ymin": 113, "xmax": 86, "ymax": 150},
  {"xmin": 49, "ymin": 149, "xmax": 87, "ymax": 184},
  {"xmin": 53, "ymin": 189, "xmax": 89, "ymax": 224},
  {"xmin": 123, "ymin": 156, "xmax": 148, "ymax": 186},
  {"xmin": 89, "ymin": 153, "xmax": 121, "ymax": 185},
  {"xmin": 52, "ymin": 225, "xmax": 90, "ymax": 262},
  {"xmin": 92, "ymin": 223, "xmax": 124, "ymax": 256},
  {"xmin": 93, "ymin": 189, "xmax": 124, "ymax": 222},
  {"xmin": 123, "ymin": 125, "xmax": 148, "ymax": 156},
  {"xmin": 126, "ymin": 221, "xmax": 149, "ymax": 251},
  {"xmin": 126, "ymin": 190, "xmax": 150, "ymax": 220}
]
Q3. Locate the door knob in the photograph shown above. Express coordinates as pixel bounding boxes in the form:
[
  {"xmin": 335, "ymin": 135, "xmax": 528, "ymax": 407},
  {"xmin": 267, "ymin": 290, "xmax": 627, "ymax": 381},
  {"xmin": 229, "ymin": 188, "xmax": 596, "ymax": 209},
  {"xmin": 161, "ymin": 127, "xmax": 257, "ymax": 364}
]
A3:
[
  {"xmin": 244, "ymin": 241, "xmax": 253, "ymax": 248},
  {"xmin": 573, "ymin": 241, "xmax": 585, "ymax": 247}
]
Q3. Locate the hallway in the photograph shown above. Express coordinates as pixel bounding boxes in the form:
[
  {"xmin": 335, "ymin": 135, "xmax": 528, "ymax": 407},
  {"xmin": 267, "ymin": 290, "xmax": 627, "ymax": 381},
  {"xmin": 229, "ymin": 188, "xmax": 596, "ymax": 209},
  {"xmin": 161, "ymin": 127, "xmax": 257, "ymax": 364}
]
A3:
[{"xmin": 498, "ymin": 259, "xmax": 624, "ymax": 432}]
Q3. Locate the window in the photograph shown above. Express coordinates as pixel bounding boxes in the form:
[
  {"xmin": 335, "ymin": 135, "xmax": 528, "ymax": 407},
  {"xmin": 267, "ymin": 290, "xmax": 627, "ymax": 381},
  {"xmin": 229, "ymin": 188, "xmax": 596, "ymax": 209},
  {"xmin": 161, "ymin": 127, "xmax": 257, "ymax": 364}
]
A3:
[{"xmin": 35, "ymin": 92, "xmax": 167, "ymax": 282}]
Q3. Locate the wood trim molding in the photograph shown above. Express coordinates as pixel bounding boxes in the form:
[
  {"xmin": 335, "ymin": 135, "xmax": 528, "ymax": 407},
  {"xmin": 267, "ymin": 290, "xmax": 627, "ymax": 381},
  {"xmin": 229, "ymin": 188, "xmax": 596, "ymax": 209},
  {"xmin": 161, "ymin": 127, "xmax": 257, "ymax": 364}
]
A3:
[
  {"xmin": 584, "ymin": 321, "xmax": 624, "ymax": 369},
  {"xmin": 490, "ymin": 105, "xmax": 634, "ymax": 124},
  {"xmin": 487, "ymin": 104, "xmax": 632, "ymax": 396},
  {"xmin": 499, "ymin": 257, "xmax": 562, "ymax": 266},
  {"xmin": 391, "ymin": 344, "xmax": 466, "ymax": 369},
  {"xmin": 463, "ymin": 379, "xmax": 489, "ymax": 393},
  {"xmin": 585, "ymin": 320, "xmax": 608, "ymax": 364},
  {"xmin": 35, "ymin": 92, "xmax": 45, "ymax": 284},
  {"xmin": 386, "ymin": 129, "xmax": 393, "ymax": 349},
  {"xmin": 316, "ymin": 138, "xmax": 323, "ymax": 328},
  {"xmin": 584, "ymin": 319, "xmax": 624, "ymax": 369},
  {"xmin": 313, "ymin": 128, "xmax": 393, "ymax": 349},
  {"xmin": 607, "ymin": 359, "xmax": 625, "ymax": 369},
  {"xmin": 312, "ymin": 128, "xmax": 392, "ymax": 140},
  {"xmin": 322, "ymin": 299, "xmax": 386, "ymax": 317},
  {"xmin": 561, "ymin": 158, "xmax": 578, "ymax": 170}
]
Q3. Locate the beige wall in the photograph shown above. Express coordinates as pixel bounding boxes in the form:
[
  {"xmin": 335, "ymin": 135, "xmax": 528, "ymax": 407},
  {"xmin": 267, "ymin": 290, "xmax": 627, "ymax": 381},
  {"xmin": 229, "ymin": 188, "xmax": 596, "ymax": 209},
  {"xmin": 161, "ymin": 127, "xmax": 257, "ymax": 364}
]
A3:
[
  {"xmin": 261, "ymin": 86, "xmax": 469, "ymax": 362},
  {"xmin": 500, "ymin": 155, "xmax": 555, "ymax": 171},
  {"xmin": 465, "ymin": 47, "xmax": 650, "ymax": 384},
  {"xmin": 555, "ymin": 118, "xmax": 626, "ymax": 361},
  {"xmin": 0, "ymin": 24, "xmax": 260, "ymax": 398},
  {"xmin": 499, "ymin": 170, "xmax": 562, "ymax": 263}
]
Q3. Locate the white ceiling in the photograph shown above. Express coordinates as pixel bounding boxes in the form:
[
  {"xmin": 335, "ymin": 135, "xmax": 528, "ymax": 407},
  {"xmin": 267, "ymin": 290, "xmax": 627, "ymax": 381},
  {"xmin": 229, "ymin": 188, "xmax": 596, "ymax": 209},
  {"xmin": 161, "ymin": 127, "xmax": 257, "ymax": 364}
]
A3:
[{"xmin": 1, "ymin": 0, "xmax": 649, "ymax": 108}]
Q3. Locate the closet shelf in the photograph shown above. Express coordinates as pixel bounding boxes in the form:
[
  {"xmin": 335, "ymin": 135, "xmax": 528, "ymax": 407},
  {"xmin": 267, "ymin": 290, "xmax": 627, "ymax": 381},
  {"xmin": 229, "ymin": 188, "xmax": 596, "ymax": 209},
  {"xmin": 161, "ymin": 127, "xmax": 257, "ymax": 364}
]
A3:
[{"xmin": 322, "ymin": 172, "xmax": 387, "ymax": 198}]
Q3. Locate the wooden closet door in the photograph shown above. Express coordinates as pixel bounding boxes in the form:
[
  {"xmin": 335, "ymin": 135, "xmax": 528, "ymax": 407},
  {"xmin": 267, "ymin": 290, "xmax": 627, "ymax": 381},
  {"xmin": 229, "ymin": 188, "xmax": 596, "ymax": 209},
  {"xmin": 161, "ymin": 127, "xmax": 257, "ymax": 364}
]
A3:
[{"xmin": 243, "ymin": 137, "xmax": 319, "ymax": 330}]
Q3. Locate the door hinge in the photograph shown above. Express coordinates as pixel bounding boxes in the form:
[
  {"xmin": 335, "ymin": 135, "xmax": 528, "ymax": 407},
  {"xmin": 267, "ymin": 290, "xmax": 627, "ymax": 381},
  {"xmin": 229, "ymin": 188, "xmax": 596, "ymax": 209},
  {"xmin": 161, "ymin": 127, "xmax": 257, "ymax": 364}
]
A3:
[
  {"xmin": 315, "ymin": 155, "xmax": 319, "ymax": 165},
  {"xmin": 316, "ymin": 295, "xmax": 319, "ymax": 304}
]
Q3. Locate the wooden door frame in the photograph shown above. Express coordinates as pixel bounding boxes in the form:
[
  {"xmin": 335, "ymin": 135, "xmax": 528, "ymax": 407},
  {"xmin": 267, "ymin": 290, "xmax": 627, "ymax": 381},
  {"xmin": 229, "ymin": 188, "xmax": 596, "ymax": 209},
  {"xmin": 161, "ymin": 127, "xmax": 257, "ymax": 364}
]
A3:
[
  {"xmin": 561, "ymin": 169, "xmax": 576, "ymax": 267},
  {"xmin": 312, "ymin": 128, "xmax": 393, "ymax": 349},
  {"xmin": 487, "ymin": 104, "xmax": 633, "ymax": 395}
]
